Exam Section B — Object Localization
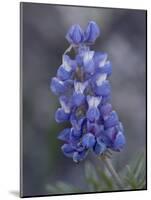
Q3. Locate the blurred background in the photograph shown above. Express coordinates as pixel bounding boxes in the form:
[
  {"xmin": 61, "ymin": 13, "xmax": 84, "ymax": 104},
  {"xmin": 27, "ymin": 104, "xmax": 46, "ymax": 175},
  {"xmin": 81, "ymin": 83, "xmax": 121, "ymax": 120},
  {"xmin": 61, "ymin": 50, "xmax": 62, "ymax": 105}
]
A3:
[{"xmin": 21, "ymin": 2, "xmax": 146, "ymax": 197}]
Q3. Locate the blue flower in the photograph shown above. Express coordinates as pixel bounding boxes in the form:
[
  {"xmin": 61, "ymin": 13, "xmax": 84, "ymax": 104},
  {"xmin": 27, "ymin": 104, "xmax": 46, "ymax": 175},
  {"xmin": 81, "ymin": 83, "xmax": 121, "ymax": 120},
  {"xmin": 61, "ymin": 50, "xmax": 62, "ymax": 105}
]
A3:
[
  {"xmin": 112, "ymin": 131, "xmax": 126, "ymax": 151},
  {"xmin": 96, "ymin": 82, "xmax": 111, "ymax": 97},
  {"xmin": 58, "ymin": 128, "xmax": 71, "ymax": 142},
  {"xmin": 61, "ymin": 143, "xmax": 75, "ymax": 158},
  {"xmin": 84, "ymin": 21, "xmax": 100, "ymax": 43},
  {"xmin": 86, "ymin": 96, "xmax": 101, "ymax": 122},
  {"xmin": 70, "ymin": 115, "xmax": 85, "ymax": 138},
  {"xmin": 82, "ymin": 133, "xmax": 96, "ymax": 148},
  {"xmin": 55, "ymin": 108, "xmax": 70, "ymax": 123},
  {"xmin": 94, "ymin": 52, "xmax": 108, "ymax": 68},
  {"xmin": 82, "ymin": 50, "xmax": 95, "ymax": 74},
  {"xmin": 71, "ymin": 81, "xmax": 88, "ymax": 107},
  {"xmin": 76, "ymin": 46, "xmax": 90, "ymax": 65},
  {"xmin": 102, "ymin": 127, "xmax": 116, "ymax": 147},
  {"xmin": 73, "ymin": 150, "xmax": 88, "ymax": 163},
  {"xmin": 97, "ymin": 61, "xmax": 112, "ymax": 76},
  {"xmin": 57, "ymin": 55, "xmax": 77, "ymax": 81},
  {"xmin": 55, "ymin": 95, "xmax": 71, "ymax": 122},
  {"xmin": 66, "ymin": 24, "xmax": 84, "ymax": 45},
  {"xmin": 50, "ymin": 21, "xmax": 126, "ymax": 162},
  {"xmin": 87, "ymin": 121, "xmax": 103, "ymax": 137},
  {"xmin": 93, "ymin": 137, "xmax": 106, "ymax": 155},
  {"xmin": 99, "ymin": 103, "xmax": 112, "ymax": 120},
  {"xmin": 50, "ymin": 77, "xmax": 67, "ymax": 95},
  {"xmin": 92, "ymin": 73, "xmax": 111, "ymax": 96},
  {"xmin": 104, "ymin": 111, "xmax": 119, "ymax": 128}
]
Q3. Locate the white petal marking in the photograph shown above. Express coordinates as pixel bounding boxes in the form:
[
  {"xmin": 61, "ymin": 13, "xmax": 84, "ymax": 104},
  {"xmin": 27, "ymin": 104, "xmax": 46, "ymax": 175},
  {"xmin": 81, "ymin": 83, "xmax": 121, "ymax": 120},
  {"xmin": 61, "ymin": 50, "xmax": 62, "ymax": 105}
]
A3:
[
  {"xmin": 62, "ymin": 55, "xmax": 72, "ymax": 72},
  {"xmin": 63, "ymin": 61, "xmax": 72, "ymax": 72},
  {"xmin": 98, "ymin": 54, "xmax": 108, "ymax": 68},
  {"xmin": 55, "ymin": 77, "xmax": 64, "ymax": 85},
  {"xmin": 60, "ymin": 98, "xmax": 70, "ymax": 113},
  {"xmin": 74, "ymin": 81, "xmax": 87, "ymax": 93},
  {"xmin": 96, "ymin": 73, "xmax": 107, "ymax": 86},
  {"xmin": 87, "ymin": 96, "xmax": 101, "ymax": 108},
  {"xmin": 83, "ymin": 51, "xmax": 94, "ymax": 65}
]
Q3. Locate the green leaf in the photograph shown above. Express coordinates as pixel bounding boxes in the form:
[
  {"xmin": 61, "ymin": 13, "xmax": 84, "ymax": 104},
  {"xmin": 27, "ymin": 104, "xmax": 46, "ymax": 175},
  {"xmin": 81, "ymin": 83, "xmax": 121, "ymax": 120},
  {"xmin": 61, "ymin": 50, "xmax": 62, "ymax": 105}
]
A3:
[
  {"xmin": 84, "ymin": 161, "xmax": 100, "ymax": 191},
  {"xmin": 46, "ymin": 181, "xmax": 82, "ymax": 194},
  {"xmin": 46, "ymin": 151, "xmax": 146, "ymax": 193},
  {"xmin": 97, "ymin": 168, "xmax": 114, "ymax": 190},
  {"xmin": 123, "ymin": 151, "xmax": 146, "ymax": 189}
]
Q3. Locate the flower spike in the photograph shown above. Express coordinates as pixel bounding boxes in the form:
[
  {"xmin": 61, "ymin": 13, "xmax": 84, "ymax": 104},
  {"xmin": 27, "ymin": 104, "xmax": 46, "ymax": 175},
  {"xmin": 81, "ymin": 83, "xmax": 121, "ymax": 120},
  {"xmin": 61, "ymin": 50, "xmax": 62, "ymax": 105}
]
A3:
[{"xmin": 50, "ymin": 21, "xmax": 126, "ymax": 162}]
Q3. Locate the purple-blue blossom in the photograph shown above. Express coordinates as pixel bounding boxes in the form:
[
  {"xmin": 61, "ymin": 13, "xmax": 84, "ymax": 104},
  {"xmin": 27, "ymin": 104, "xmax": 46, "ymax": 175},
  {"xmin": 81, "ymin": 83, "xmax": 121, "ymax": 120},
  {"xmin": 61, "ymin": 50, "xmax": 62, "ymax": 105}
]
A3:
[
  {"xmin": 84, "ymin": 21, "xmax": 100, "ymax": 43},
  {"xmin": 50, "ymin": 21, "xmax": 126, "ymax": 163},
  {"xmin": 66, "ymin": 24, "xmax": 84, "ymax": 45}
]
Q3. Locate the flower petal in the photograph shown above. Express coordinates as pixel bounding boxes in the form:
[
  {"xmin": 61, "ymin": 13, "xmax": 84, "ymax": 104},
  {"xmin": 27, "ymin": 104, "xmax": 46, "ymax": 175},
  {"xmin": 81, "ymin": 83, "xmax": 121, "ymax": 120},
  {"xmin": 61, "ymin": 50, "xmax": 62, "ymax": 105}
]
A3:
[
  {"xmin": 57, "ymin": 66, "xmax": 71, "ymax": 81},
  {"xmin": 50, "ymin": 77, "xmax": 66, "ymax": 95},
  {"xmin": 95, "ymin": 73, "xmax": 107, "ymax": 86},
  {"xmin": 83, "ymin": 50, "xmax": 95, "ymax": 74},
  {"xmin": 100, "ymin": 103, "xmax": 112, "ymax": 119},
  {"xmin": 74, "ymin": 81, "xmax": 88, "ymax": 93},
  {"xmin": 58, "ymin": 128, "xmax": 71, "ymax": 142},
  {"xmin": 59, "ymin": 95, "xmax": 71, "ymax": 113},
  {"xmin": 82, "ymin": 133, "xmax": 96, "ymax": 148},
  {"xmin": 94, "ymin": 52, "xmax": 108, "ymax": 67},
  {"xmin": 55, "ymin": 108, "xmax": 70, "ymax": 123},
  {"xmin": 113, "ymin": 132, "xmax": 126, "ymax": 151},
  {"xmin": 70, "ymin": 114, "xmax": 85, "ymax": 131},
  {"xmin": 66, "ymin": 24, "xmax": 84, "ymax": 45},
  {"xmin": 87, "ymin": 96, "xmax": 101, "ymax": 108},
  {"xmin": 61, "ymin": 144, "xmax": 75, "ymax": 158},
  {"xmin": 73, "ymin": 150, "xmax": 88, "ymax": 163},
  {"xmin": 71, "ymin": 93, "xmax": 85, "ymax": 107},
  {"xmin": 87, "ymin": 121, "xmax": 102, "ymax": 136},
  {"xmin": 102, "ymin": 127, "xmax": 116, "ymax": 147},
  {"xmin": 94, "ymin": 80, "xmax": 111, "ymax": 96},
  {"xmin": 87, "ymin": 107, "xmax": 100, "ymax": 122},
  {"xmin": 104, "ymin": 111, "xmax": 119, "ymax": 128},
  {"xmin": 71, "ymin": 128, "xmax": 82, "ymax": 139},
  {"xmin": 96, "ymin": 61, "xmax": 112, "ymax": 76},
  {"xmin": 93, "ymin": 138, "xmax": 106, "ymax": 155},
  {"xmin": 84, "ymin": 21, "xmax": 100, "ymax": 43}
]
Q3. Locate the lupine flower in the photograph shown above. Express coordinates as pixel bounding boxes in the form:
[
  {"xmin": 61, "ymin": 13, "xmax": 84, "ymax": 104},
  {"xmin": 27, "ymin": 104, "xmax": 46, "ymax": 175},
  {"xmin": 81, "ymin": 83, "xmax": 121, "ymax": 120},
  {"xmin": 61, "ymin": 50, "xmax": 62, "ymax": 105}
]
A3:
[
  {"xmin": 50, "ymin": 21, "xmax": 126, "ymax": 163},
  {"xmin": 83, "ymin": 50, "xmax": 95, "ymax": 74},
  {"xmin": 57, "ymin": 55, "xmax": 76, "ymax": 81},
  {"xmin": 71, "ymin": 81, "xmax": 88, "ymax": 106},
  {"xmin": 86, "ymin": 96, "xmax": 101, "ymax": 122},
  {"xmin": 51, "ymin": 77, "xmax": 67, "ymax": 95},
  {"xmin": 55, "ymin": 96, "xmax": 71, "ymax": 123},
  {"xmin": 84, "ymin": 21, "xmax": 100, "ymax": 43},
  {"xmin": 66, "ymin": 24, "xmax": 84, "ymax": 45}
]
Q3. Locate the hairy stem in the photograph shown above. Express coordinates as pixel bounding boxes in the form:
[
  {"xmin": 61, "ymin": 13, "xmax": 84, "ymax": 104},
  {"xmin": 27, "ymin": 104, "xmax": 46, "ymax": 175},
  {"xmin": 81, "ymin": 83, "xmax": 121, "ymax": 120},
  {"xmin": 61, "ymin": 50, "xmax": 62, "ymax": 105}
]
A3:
[
  {"xmin": 100, "ymin": 156, "xmax": 124, "ymax": 189},
  {"xmin": 63, "ymin": 44, "xmax": 73, "ymax": 55}
]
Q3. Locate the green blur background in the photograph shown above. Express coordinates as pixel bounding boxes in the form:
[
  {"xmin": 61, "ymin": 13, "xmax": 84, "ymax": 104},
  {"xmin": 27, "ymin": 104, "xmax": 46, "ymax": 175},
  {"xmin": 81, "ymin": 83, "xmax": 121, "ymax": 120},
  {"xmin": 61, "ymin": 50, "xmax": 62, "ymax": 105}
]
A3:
[{"xmin": 21, "ymin": 2, "xmax": 146, "ymax": 197}]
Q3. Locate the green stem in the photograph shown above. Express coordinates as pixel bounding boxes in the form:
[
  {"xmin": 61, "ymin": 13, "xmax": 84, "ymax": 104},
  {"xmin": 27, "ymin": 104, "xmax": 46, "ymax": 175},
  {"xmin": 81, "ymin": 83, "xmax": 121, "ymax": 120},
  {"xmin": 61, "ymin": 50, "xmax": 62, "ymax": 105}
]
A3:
[{"xmin": 101, "ymin": 156, "xmax": 124, "ymax": 189}]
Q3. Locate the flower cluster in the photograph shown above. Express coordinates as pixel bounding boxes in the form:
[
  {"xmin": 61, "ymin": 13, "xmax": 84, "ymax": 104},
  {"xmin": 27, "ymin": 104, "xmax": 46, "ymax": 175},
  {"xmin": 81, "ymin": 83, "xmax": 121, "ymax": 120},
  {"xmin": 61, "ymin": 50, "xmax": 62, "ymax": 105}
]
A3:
[{"xmin": 50, "ymin": 21, "xmax": 126, "ymax": 163}]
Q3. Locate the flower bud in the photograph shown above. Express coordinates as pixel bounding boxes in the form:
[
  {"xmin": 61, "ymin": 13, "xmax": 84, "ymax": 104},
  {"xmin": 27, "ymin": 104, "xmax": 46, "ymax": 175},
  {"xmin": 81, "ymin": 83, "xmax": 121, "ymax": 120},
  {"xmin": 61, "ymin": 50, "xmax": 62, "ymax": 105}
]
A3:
[
  {"xmin": 66, "ymin": 24, "xmax": 84, "ymax": 45},
  {"xmin": 84, "ymin": 21, "xmax": 100, "ymax": 43}
]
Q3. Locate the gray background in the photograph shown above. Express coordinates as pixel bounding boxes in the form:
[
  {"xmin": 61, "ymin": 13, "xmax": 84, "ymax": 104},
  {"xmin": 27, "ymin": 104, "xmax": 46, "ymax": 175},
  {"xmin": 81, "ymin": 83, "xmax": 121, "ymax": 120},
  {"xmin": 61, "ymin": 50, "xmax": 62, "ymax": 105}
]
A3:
[{"xmin": 21, "ymin": 2, "xmax": 146, "ymax": 197}]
